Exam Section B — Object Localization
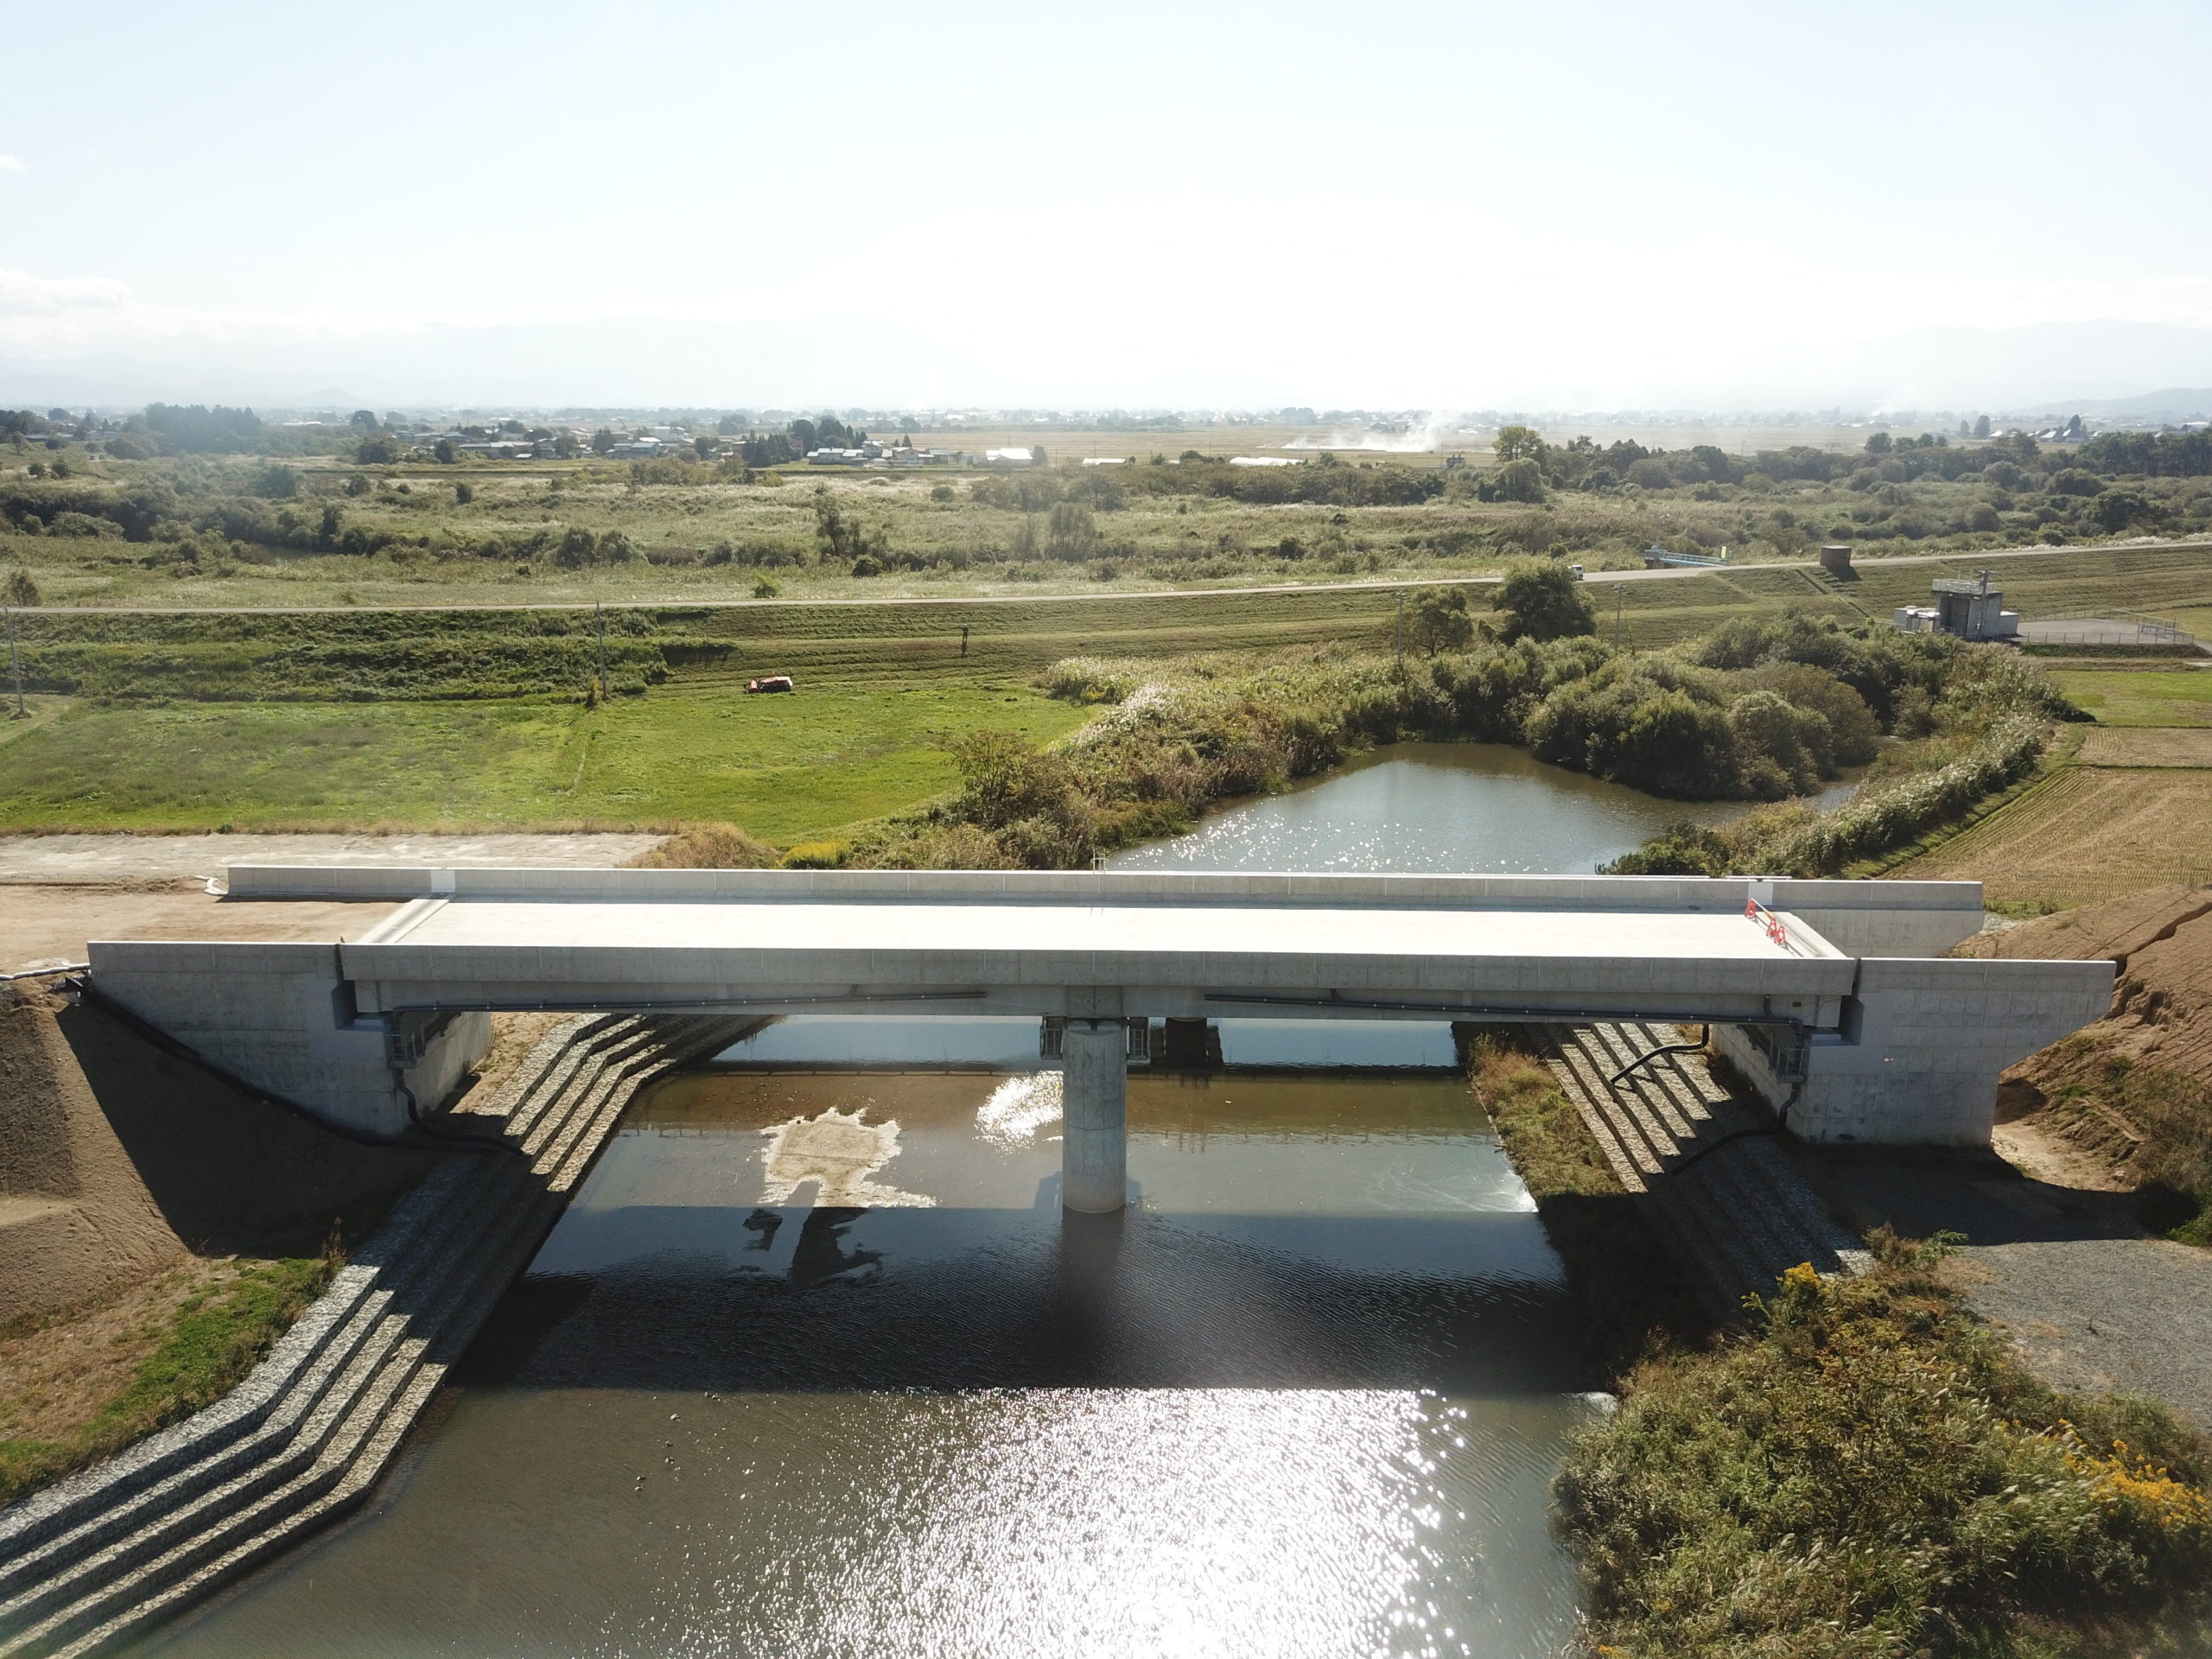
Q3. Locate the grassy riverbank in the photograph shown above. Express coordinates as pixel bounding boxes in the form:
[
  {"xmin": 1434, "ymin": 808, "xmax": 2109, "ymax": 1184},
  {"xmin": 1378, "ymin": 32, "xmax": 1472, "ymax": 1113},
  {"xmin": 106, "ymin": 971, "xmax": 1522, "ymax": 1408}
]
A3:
[
  {"xmin": 0, "ymin": 556, "xmax": 2177, "ymax": 898},
  {"xmin": 0, "ymin": 1253, "xmax": 332, "ymax": 1506},
  {"xmin": 1466, "ymin": 1034, "xmax": 1713, "ymax": 1370}
]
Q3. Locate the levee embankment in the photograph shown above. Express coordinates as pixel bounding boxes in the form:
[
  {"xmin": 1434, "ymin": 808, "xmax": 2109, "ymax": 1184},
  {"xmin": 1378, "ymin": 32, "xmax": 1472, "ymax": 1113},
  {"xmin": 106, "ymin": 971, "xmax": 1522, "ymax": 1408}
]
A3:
[
  {"xmin": 0, "ymin": 1009, "xmax": 759, "ymax": 1658},
  {"xmin": 0, "ymin": 979, "xmax": 432, "ymax": 1327}
]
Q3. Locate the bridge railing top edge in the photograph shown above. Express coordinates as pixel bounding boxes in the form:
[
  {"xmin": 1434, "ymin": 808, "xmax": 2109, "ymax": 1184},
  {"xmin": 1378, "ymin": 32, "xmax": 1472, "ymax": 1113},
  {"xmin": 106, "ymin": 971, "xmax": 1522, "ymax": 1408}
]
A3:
[{"xmin": 220, "ymin": 864, "xmax": 1985, "ymax": 912}]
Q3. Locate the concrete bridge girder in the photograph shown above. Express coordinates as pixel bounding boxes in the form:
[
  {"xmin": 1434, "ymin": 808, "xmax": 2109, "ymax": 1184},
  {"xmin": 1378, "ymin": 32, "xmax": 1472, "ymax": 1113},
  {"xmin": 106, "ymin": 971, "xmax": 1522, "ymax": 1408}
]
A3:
[{"xmin": 80, "ymin": 868, "xmax": 2118, "ymax": 1202}]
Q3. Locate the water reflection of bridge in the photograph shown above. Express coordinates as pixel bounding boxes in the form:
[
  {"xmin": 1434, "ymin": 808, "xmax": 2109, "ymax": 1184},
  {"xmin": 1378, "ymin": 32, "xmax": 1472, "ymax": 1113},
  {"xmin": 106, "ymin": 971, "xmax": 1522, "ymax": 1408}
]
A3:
[{"xmin": 88, "ymin": 868, "xmax": 2112, "ymax": 1212}]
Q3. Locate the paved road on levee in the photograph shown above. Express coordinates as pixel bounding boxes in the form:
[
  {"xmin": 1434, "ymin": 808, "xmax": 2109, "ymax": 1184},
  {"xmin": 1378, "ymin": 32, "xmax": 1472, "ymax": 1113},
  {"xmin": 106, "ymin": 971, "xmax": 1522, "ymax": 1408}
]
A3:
[{"xmin": 26, "ymin": 538, "xmax": 2201, "ymax": 617}]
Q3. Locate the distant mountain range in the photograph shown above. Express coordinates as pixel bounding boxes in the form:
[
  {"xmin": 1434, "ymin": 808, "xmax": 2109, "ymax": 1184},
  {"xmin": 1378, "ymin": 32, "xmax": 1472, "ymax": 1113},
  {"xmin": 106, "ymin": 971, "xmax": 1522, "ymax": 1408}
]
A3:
[
  {"xmin": 2009, "ymin": 387, "xmax": 2212, "ymax": 420},
  {"xmin": 3, "ymin": 317, "xmax": 2211, "ymax": 420}
]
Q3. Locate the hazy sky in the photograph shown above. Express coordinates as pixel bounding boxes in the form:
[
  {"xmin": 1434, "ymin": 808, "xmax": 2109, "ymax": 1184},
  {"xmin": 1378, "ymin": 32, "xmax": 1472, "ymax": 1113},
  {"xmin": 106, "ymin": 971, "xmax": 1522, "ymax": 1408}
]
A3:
[{"xmin": 3, "ymin": 0, "xmax": 2209, "ymax": 407}]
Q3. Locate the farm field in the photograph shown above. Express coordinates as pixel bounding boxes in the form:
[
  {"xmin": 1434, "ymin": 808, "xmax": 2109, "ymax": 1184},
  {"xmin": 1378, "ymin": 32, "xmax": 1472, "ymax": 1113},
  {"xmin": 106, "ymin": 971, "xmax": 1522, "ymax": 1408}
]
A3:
[
  {"xmin": 2049, "ymin": 665, "xmax": 2212, "ymax": 726},
  {"xmin": 0, "ymin": 683, "xmax": 1087, "ymax": 842},
  {"xmin": 6, "ymin": 412, "xmax": 2208, "ymax": 613},
  {"xmin": 1897, "ymin": 766, "xmax": 2212, "ymax": 906},
  {"xmin": 3, "ymin": 545, "xmax": 2207, "ymax": 845}
]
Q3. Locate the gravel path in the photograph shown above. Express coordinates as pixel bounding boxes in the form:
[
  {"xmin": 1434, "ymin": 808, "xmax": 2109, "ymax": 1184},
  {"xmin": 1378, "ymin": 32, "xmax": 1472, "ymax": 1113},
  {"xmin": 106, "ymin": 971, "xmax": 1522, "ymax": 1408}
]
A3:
[
  {"xmin": 1963, "ymin": 1238, "xmax": 2212, "ymax": 1427},
  {"xmin": 0, "ymin": 832, "xmax": 665, "ymax": 885},
  {"xmin": 1797, "ymin": 1153, "xmax": 2212, "ymax": 1432}
]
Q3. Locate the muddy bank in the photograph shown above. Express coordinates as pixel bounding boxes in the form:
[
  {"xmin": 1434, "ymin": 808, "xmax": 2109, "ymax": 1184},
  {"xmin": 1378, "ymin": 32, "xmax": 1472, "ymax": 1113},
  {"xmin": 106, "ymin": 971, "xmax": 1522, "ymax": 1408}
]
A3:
[
  {"xmin": 1957, "ymin": 883, "xmax": 2212, "ymax": 1137},
  {"xmin": 0, "ymin": 981, "xmax": 435, "ymax": 1324}
]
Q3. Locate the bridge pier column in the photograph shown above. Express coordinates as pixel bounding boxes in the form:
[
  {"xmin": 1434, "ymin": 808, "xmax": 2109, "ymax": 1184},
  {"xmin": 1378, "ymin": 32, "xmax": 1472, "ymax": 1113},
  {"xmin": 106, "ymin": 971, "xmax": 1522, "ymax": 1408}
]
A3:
[{"xmin": 1060, "ymin": 1019, "xmax": 1128, "ymax": 1213}]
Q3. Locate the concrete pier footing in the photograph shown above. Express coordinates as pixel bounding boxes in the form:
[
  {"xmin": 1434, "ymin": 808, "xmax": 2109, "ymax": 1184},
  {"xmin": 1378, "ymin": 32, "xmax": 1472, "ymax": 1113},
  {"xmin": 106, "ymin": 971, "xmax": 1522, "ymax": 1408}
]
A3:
[{"xmin": 1060, "ymin": 1020, "xmax": 1129, "ymax": 1213}]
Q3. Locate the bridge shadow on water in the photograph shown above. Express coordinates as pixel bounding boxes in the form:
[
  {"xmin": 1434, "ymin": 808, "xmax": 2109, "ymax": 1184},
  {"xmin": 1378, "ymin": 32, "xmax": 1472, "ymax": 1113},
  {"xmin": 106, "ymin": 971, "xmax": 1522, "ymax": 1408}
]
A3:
[{"xmin": 457, "ymin": 1201, "xmax": 1596, "ymax": 1397}]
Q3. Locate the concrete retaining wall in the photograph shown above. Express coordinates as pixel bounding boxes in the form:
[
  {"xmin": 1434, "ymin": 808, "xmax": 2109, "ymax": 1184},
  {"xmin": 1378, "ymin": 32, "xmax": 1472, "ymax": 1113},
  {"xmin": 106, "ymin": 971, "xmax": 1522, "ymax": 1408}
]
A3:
[{"xmin": 85, "ymin": 942, "xmax": 492, "ymax": 1139}]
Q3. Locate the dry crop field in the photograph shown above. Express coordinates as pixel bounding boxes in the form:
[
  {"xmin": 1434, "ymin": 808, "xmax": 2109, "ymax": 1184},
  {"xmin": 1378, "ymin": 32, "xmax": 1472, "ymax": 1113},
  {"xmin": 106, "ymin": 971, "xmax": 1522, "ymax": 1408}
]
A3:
[
  {"xmin": 1900, "ymin": 766, "xmax": 2212, "ymax": 906},
  {"xmin": 1897, "ymin": 660, "xmax": 2212, "ymax": 906}
]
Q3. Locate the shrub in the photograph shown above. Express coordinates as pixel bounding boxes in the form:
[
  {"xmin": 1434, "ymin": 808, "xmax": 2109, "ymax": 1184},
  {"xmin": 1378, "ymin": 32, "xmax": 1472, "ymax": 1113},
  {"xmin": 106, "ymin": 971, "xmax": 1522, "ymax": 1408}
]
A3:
[
  {"xmin": 1558, "ymin": 1235, "xmax": 2212, "ymax": 1656},
  {"xmin": 3, "ymin": 567, "xmax": 38, "ymax": 607},
  {"xmin": 1484, "ymin": 456, "xmax": 1547, "ymax": 503},
  {"xmin": 1726, "ymin": 689, "xmax": 1828, "ymax": 798},
  {"xmin": 1041, "ymin": 659, "xmax": 1139, "ymax": 704},
  {"xmin": 780, "ymin": 840, "xmax": 849, "ymax": 868},
  {"xmin": 2094, "ymin": 487, "xmax": 2156, "ymax": 531},
  {"xmin": 1491, "ymin": 558, "xmax": 1595, "ymax": 643},
  {"xmin": 1688, "ymin": 609, "xmax": 1930, "ymax": 728},
  {"xmin": 46, "ymin": 511, "xmax": 121, "ymax": 540},
  {"xmin": 1748, "ymin": 662, "xmax": 1879, "ymax": 766},
  {"xmin": 1528, "ymin": 662, "xmax": 1740, "ymax": 798},
  {"xmin": 1407, "ymin": 586, "xmax": 1476, "ymax": 655},
  {"xmin": 631, "ymin": 823, "xmax": 779, "ymax": 869},
  {"xmin": 1602, "ymin": 818, "xmax": 1736, "ymax": 875}
]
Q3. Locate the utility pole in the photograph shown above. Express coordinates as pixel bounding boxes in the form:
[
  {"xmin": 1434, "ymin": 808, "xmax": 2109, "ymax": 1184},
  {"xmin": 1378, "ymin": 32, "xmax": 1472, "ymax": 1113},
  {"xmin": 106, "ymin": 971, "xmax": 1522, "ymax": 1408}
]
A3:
[{"xmin": 4, "ymin": 605, "xmax": 22, "ymax": 719}]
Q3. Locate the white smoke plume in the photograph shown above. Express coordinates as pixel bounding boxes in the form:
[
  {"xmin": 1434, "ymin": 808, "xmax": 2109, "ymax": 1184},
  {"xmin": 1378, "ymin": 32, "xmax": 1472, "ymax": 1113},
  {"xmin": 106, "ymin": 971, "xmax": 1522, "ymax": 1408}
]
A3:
[{"xmin": 1282, "ymin": 411, "xmax": 1466, "ymax": 453}]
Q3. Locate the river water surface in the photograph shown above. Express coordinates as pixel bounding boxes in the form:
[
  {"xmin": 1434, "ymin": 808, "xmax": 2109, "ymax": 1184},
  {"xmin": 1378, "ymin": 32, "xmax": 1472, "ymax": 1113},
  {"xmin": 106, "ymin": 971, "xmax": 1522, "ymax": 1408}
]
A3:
[
  {"xmin": 1107, "ymin": 741, "xmax": 1737, "ymax": 874},
  {"xmin": 138, "ymin": 744, "xmax": 1703, "ymax": 1659}
]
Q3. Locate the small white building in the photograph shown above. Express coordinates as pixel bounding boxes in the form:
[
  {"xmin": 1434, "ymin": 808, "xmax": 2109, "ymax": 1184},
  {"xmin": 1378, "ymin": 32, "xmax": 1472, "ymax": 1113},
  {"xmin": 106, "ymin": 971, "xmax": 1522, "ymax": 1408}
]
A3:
[{"xmin": 1895, "ymin": 572, "xmax": 2019, "ymax": 640}]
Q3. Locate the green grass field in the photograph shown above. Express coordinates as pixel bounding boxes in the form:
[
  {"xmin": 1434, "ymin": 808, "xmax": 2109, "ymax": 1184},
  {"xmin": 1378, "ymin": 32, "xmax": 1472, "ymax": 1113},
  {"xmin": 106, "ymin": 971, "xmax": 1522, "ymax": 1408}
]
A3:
[
  {"xmin": 3, "ymin": 543, "xmax": 2206, "ymax": 839},
  {"xmin": 2050, "ymin": 665, "xmax": 2212, "ymax": 727},
  {"xmin": 0, "ymin": 683, "xmax": 1089, "ymax": 840}
]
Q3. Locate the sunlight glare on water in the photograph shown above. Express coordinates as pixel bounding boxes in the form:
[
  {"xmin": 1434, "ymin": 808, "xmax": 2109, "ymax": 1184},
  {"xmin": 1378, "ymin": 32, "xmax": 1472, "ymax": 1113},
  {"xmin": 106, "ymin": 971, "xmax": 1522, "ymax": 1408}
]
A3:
[{"xmin": 138, "ymin": 1030, "xmax": 1600, "ymax": 1656}]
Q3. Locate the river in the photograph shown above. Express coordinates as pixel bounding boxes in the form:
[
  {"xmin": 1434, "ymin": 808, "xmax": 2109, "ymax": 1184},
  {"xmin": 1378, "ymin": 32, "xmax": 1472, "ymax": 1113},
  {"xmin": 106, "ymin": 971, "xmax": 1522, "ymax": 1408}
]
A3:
[
  {"xmin": 1108, "ymin": 740, "xmax": 1740, "ymax": 874},
  {"xmin": 141, "ymin": 743, "xmax": 1725, "ymax": 1658}
]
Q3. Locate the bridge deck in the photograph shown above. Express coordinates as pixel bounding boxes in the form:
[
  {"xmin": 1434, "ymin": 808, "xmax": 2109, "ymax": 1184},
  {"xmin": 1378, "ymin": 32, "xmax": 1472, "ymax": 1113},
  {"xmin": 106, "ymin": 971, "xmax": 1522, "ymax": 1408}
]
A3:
[
  {"xmin": 365, "ymin": 897, "xmax": 1835, "ymax": 963},
  {"xmin": 328, "ymin": 894, "xmax": 1856, "ymax": 1019}
]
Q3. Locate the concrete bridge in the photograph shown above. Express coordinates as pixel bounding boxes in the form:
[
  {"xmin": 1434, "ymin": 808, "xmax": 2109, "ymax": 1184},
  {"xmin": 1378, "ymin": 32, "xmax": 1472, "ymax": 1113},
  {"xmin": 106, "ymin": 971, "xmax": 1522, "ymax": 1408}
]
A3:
[{"xmin": 86, "ymin": 868, "xmax": 2113, "ymax": 1212}]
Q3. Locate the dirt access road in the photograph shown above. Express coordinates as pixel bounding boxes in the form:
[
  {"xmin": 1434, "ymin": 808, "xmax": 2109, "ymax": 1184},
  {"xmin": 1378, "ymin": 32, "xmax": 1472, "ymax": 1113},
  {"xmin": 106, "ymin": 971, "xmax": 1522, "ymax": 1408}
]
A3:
[
  {"xmin": 1, "ymin": 832, "xmax": 666, "ymax": 974},
  {"xmin": 16, "ymin": 537, "xmax": 2194, "ymax": 615},
  {"xmin": 0, "ymin": 831, "xmax": 664, "ymax": 887}
]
